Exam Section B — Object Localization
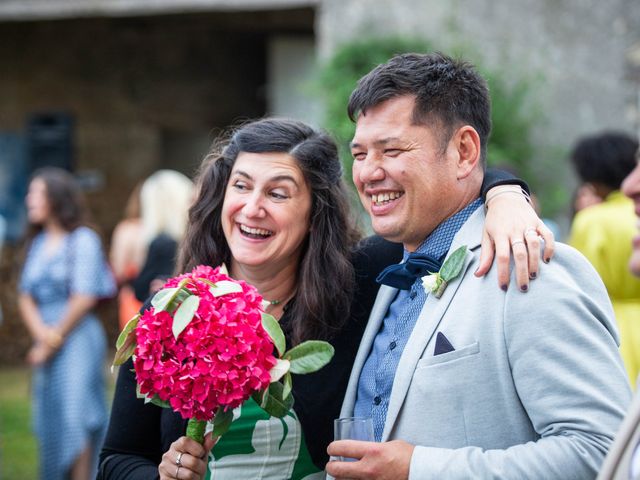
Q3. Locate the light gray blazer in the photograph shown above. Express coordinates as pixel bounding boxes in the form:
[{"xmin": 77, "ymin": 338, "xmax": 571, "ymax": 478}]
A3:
[
  {"xmin": 598, "ymin": 390, "xmax": 640, "ymax": 479},
  {"xmin": 340, "ymin": 208, "xmax": 631, "ymax": 479}
]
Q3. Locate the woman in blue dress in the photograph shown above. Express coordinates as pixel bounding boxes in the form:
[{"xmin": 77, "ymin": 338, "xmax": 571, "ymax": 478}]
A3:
[{"xmin": 19, "ymin": 167, "xmax": 116, "ymax": 480}]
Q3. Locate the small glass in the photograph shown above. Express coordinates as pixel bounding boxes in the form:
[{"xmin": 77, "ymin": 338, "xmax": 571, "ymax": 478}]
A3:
[{"xmin": 333, "ymin": 417, "xmax": 374, "ymax": 461}]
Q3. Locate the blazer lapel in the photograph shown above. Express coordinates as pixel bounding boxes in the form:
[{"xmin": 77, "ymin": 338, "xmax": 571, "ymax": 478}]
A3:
[
  {"xmin": 380, "ymin": 208, "xmax": 485, "ymax": 440},
  {"xmin": 340, "ymin": 284, "xmax": 398, "ymax": 417}
]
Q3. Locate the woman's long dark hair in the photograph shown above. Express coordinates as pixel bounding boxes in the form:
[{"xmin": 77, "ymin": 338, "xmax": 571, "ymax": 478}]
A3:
[{"xmin": 178, "ymin": 118, "xmax": 359, "ymax": 344}]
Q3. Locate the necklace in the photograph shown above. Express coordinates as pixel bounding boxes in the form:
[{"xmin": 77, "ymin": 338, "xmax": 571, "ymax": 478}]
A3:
[{"xmin": 268, "ymin": 299, "xmax": 281, "ymax": 306}]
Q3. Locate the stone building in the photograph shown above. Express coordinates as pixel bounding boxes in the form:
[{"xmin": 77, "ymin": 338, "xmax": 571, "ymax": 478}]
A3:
[{"xmin": 0, "ymin": 0, "xmax": 638, "ymax": 362}]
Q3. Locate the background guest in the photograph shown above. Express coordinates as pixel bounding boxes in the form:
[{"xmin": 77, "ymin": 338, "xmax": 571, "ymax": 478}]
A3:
[
  {"xmin": 18, "ymin": 167, "xmax": 116, "ymax": 480},
  {"xmin": 131, "ymin": 169, "xmax": 194, "ymax": 302},
  {"xmin": 569, "ymin": 131, "xmax": 640, "ymax": 388},
  {"xmin": 109, "ymin": 182, "xmax": 145, "ymax": 329}
]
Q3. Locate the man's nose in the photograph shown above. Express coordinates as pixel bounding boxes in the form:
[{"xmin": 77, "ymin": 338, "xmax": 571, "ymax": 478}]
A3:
[{"xmin": 355, "ymin": 153, "xmax": 385, "ymax": 185}]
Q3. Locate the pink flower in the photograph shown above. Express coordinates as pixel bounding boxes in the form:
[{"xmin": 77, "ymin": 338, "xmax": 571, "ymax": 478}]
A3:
[{"xmin": 133, "ymin": 265, "xmax": 277, "ymax": 421}]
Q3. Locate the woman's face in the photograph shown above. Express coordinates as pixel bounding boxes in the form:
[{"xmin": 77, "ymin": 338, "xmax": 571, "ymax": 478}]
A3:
[
  {"xmin": 222, "ymin": 151, "xmax": 312, "ymax": 273},
  {"xmin": 26, "ymin": 177, "xmax": 51, "ymax": 225}
]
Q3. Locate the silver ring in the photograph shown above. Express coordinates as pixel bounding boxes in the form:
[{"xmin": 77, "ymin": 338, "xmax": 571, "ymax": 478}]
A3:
[
  {"xmin": 511, "ymin": 239, "xmax": 525, "ymax": 247},
  {"xmin": 176, "ymin": 465, "xmax": 181, "ymax": 479},
  {"xmin": 176, "ymin": 451, "xmax": 183, "ymax": 466},
  {"xmin": 524, "ymin": 228, "xmax": 538, "ymax": 237}
]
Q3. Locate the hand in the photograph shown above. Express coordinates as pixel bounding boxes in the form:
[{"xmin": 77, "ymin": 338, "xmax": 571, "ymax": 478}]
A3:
[
  {"xmin": 159, "ymin": 435, "xmax": 217, "ymax": 480},
  {"xmin": 326, "ymin": 439, "xmax": 414, "ymax": 480},
  {"xmin": 26, "ymin": 342, "xmax": 57, "ymax": 366},
  {"xmin": 476, "ymin": 188, "xmax": 555, "ymax": 291}
]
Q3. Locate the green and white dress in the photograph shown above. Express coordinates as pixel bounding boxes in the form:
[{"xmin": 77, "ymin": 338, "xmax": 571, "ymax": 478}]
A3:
[{"xmin": 205, "ymin": 398, "xmax": 322, "ymax": 480}]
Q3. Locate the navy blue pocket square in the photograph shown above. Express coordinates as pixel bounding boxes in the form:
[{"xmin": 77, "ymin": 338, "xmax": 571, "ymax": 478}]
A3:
[{"xmin": 434, "ymin": 332, "xmax": 455, "ymax": 356}]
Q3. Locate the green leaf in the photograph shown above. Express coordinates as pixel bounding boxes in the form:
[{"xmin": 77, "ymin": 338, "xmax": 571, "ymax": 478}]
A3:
[
  {"xmin": 210, "ymin": 280, "xmax": 243, "ymax": 297},
  {"xmin": 148, "ymin": 395, "xmax": 171, "ymax": 409},
  {"xmin": 269, "ymin": 358, "xmax": 290, "ymax": 383},
  {"xmin": 259, "ymin": 381, "xmax": 294, "ymax": 418},
  {"xmin": 113, "ymin": 314, "xmax": 140, "ymax": 366},
  {"xmin": 440, "ymin": 246, "xmax": 468, "ymax": 282},
  {"xmin": 135, "ymin": 384, "xmax": 170, "ymax": 409},
  {"xmin": 282, "ymin": 372, "xmax": 293, "ymax": 400},
  {"xmin": 212, "ymin": 407, "xmax": 234, "ymax": 437},
  {"xmin": 252, "ymin": 388, "xmax": 267, "ymax": 408},
  {"xmin": 261, "ymin": 312, "xmax": 286, "ymax": 357},
  {"xmin": 151, "ymin": 287, "xmax": 178, "ymax": 311},
  {"xmin": 151, "ymin": 279, "xmax": 191, "ymax": 313},
  {"xmin": 285, "ymin": 340, "xmax": 335, "ymax": 374},
  {"xmin": 116, "ymin": 314, "xmax": 140, "ymax": 350},
  {"xmin": 172, "ymin": 295, "xmax": 200, "ymax": 339}
]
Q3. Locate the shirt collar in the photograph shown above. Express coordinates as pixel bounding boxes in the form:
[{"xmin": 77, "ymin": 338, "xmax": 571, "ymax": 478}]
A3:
[{"xmin": 403, "ymin": 198, "xmax": 483, "ymax": 262}]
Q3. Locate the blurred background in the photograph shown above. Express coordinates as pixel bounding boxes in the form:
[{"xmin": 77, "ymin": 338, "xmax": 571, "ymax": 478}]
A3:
[{"xmin": 0, "ymin": 0, "xmax": 638, "ymax": 476}]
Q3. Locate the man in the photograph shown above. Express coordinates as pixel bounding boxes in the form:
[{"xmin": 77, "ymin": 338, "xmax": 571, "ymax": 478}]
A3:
[
  {"xmin": 568, "ymin": 132, "xmax": 640, "ymax": 388},
  {"xmin": 598, "ymin": 151, "xmax": 640, "ymax": 480},
  {"xmin": 326, "ymin": 52, "xmax": 631, "ymax": 479}
]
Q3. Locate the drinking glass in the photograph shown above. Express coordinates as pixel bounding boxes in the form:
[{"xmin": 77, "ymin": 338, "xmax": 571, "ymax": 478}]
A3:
[{"xmin": 333, "ymin": 417, "xmax": 374, "ymax": 461}]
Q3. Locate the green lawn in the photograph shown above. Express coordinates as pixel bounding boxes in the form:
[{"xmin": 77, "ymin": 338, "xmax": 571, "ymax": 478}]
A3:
[
  {"xmin": 0, "ymin": 363, "xmax": 117, "ymax": 479},
  {"xmin": 0, "ymin": 366, "xmax": 38, "ymax": 479}
]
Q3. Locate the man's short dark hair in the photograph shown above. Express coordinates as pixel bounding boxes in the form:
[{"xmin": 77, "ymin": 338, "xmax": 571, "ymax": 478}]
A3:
[
  {"xmin": 347, "ymin": 52, "xmax": 491, "ymax": 164},
  {"xmin": 571, "ymin": 131, "xmax": 639, "ymax": 190}
]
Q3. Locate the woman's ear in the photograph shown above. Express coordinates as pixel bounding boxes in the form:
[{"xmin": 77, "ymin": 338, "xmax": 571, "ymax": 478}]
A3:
[{"xmin": 453, "ymin": 126, "xmax": 481, "ymax": 180}]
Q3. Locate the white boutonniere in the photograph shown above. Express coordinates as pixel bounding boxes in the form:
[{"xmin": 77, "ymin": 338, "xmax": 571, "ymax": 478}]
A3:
[{"xmin": 421, "ymin": 245, "xmax": 468, "ymax": 298}]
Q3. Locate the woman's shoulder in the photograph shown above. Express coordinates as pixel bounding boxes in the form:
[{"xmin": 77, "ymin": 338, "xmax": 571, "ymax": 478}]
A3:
[
  {"xmin": 351, "ymin": 235, "xmax": 403, "ymax": 275},
  {"xmin": 72, "ymin": 225, "xmax": 100, "ymax": 241}
]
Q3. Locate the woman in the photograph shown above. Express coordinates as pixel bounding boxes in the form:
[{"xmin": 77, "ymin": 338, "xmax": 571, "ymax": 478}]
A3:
[
  {"xmin": 98, "ymin": 118, "xmax": 548, "ymax": 479},
  {"xmin": 109, "ymin": 182, "xmax": 145, "ymax": 330},
  {"xmin": 19, "ymin": 167, "xmax": 116, "ymax": 480},
  {"xmin": 132, "ymin": 170, "xmax": 194, "ymax": 302}
]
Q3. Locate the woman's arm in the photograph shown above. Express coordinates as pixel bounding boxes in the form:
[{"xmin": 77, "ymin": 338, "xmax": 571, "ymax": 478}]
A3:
[
  {"xmin": 18, "ymin": 293, "xmax": 47, "ymax": 343},
  {"xmin": 98, "ymin": 358, "xmax": 167, "ymax": 480},
  {"xmin": 21, "ymin": 293, "xmax": 98, "ymax": 365},
  {"xmin": 477, "ymin": 169, "xmax": 555, "ymax": 292}
]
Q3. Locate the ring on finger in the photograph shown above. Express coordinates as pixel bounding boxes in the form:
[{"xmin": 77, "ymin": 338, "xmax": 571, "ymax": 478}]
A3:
[
  {"xmin": 176, "ymin": 451, "xmax": 184, "ymax": 466},
  {"xmin": 511, "ymin": 239, "xmax": 526, "ymax": 247},
  {"xmin": 524, "ymin": 228, "xmax": 538, "ymax": 237},
  {"xmin": 176, "ymin": 465, "xmax": 181, "ymax": 479}
]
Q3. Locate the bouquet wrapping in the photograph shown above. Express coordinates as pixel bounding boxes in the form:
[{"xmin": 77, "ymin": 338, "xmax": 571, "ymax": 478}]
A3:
[{"xmin": 113, "ymin": 265, "xmax": 334, "ymax": 442}]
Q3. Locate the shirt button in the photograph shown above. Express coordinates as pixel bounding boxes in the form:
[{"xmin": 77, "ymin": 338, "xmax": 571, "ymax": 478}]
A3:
[
  {"xmin": 389, "ymin": 341, "xmax": 397, "ymax": 350},
  {"xmin": 373, "ymin": 396, "xmax": 382, "ymax": 405},
  {"xmin": 410, "ymin": 290, "xmax": 417, "ymax": 300}
]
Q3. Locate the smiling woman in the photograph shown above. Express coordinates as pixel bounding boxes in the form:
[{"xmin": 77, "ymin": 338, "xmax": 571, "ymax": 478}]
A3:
[{"xmin": 221, "ymin": 151, "xmax": 313, "ymax": 287}]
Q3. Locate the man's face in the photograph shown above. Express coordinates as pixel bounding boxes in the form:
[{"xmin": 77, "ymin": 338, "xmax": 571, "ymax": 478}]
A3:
[
  {"xmin": 350, "ymin": 95, "xmax": 462, "ymax": 251},
  {"xmin": 622, "ymin": 153, "xmax": 640, "ymax": 276}
]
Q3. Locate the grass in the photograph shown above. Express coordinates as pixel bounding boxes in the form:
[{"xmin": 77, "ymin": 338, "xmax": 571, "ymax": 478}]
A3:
[
  {"xmin": 0, "ymin": 366, "xmax": 38, "ymax": 479},
  {"xmin": 0, "ymin": 362, "xmax": 117, "ymax": 479}
]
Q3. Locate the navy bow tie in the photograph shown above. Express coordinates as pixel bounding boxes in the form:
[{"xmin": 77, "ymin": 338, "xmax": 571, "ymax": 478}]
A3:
[{"xmin": 376, "ymin": 253, "xmax": 444, "ymax": 290}]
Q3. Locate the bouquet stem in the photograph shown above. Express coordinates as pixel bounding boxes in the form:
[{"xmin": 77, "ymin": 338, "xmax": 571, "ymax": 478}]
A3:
[{"xmin": 186, "ymin": 418, "xmax": 207, "ymax": 444}]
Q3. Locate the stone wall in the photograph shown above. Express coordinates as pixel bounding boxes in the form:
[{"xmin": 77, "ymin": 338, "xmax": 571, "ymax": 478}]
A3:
[
  {"xmin": 0, "ymin": 8, "xmax": 313, "ymax": 364},
  {"xmin": 316, "ymin": 0, "xmax": 640, "ymax": 183}
]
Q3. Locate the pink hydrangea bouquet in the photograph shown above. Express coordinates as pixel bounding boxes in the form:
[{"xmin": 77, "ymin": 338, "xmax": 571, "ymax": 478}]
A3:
[{"xmin": 113, "ymin": 265, "xmax": 334, "ymax": 443}]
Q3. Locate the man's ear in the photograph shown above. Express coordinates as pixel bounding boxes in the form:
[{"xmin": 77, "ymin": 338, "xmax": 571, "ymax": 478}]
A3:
[{"xmin": 452, "ymin": 126, "xmax": 481, "ymax": 180}]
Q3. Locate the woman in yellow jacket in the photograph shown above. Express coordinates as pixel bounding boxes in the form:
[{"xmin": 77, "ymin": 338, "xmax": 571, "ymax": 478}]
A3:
[{"xmin": 570, "ymin": 131, "xmax": 640, "ymax": 388}]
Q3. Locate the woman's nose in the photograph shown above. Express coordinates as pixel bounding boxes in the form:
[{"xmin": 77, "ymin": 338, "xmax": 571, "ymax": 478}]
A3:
[{"xmin": 242, "ymin": 193, "xmax": 266, "ymax": 218}]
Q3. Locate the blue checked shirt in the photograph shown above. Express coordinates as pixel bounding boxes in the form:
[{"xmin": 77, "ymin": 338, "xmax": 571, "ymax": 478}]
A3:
[{"xmin": 354, "ymin": 198, "xmax": 482, "ymax": 441}]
